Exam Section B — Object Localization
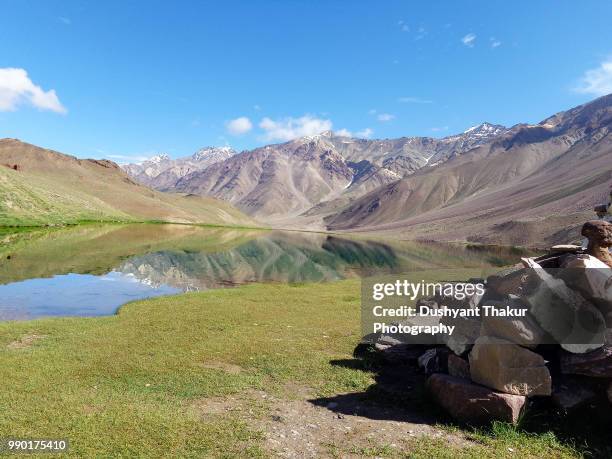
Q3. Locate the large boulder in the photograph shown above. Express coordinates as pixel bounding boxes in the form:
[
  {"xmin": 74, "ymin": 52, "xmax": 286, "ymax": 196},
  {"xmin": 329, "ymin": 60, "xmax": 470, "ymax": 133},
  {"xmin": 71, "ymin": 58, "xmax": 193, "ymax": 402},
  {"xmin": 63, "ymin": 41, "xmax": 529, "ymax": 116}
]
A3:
[
  {"xmin": 522, "ymin": 258, "xmax": 606, "ymax": 354},
  {"xmin": 426, "ymin": 373, "xmax": 526, "ymax": 425},
  {"xmin": 560, "ymin": 345, "xmax": 612, "ymax": 378},
  {"xmin": 469, "ymin": 336, "xmax": 552, "ymax": 396},
  {"xmin": 481, "ymin": 299, "xmax": 546, "ymax": 348}
]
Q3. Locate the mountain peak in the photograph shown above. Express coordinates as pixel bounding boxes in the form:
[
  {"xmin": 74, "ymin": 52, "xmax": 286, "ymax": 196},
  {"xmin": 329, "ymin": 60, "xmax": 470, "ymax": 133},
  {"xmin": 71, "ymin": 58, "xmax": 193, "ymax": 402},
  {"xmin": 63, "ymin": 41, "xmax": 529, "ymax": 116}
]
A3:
[
  {"xmin": 463, "ymin": 122, "xmax": 506, "ymax": 135},
  {"xmin": 148, "ymin": 153, "xmax": 170, "ymax": 163},
  {"xmin": 192, "ymin": 146, "xmax": 235, "ymax": 161}
]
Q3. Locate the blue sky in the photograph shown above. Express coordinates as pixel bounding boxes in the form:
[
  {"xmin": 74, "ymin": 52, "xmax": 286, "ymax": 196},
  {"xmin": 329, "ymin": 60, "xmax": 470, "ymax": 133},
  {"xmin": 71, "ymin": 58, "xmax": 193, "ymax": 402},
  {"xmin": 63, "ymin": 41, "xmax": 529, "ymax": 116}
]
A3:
[{"xmin": 1, "ymin": 0, "xmax": 611, "ymax": 162}]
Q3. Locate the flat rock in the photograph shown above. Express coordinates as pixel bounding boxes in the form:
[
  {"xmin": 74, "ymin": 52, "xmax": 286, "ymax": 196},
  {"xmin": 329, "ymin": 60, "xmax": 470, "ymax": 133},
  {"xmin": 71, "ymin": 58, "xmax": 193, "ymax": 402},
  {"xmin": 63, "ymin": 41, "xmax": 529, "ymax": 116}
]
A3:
[
  {"xmin": 469, "ymin": 336, "xmax": 552, "ymax": 396},
  {"xmin": 426, "ymin": 373, "xmax": 526, "ymax": 425},
  {"xmin": 560, "ymin": 345, "xmax": 612, "ymax": 378},
  {"xmin": 550, "ymin": 245, "xmax": 584, "ymax": 254}
]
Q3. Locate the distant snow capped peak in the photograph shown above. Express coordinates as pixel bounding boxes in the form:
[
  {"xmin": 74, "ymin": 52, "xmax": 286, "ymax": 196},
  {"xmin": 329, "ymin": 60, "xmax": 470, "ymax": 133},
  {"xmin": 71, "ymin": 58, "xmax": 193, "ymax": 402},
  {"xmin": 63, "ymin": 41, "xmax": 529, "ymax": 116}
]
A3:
[
  {"xmin": 463, "ymin": 122, "xmax": 506, "ymax": 136},
  {"xmin": 191, "ymin": 146, "xmax": 235, "ymax": 161},
  {"xmin": 148, "ymin": 153, "xmax": 170, "ymax": 164}
]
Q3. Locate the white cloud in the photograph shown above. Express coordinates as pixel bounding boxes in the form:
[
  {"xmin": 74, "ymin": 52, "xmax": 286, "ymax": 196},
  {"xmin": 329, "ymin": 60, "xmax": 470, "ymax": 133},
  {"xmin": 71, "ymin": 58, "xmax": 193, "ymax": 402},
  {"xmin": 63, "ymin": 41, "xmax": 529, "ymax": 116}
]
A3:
[
  {"xmin": 226, "ymin": 116, "xmax": 253, "ymax": 135},
  {"xmin": 490, "ymin": 38, "xmax": 501, "ymax": 48},
  {"xmin": 0, "ymin": 68, "xmax": 67, "ymax": 113},
  {"xmin": 377, "ymin": 113, "xmax": 395, "ymax": 122},
  {"xmin": 398, "ymin": 96, "xmax": 433, "ymax": 104},
  {"xmin": 259, "ymin": 115, "xmax": 332, "ymax": 141},
  {"xmin": 461, "ymin": 33, "xmax": 476, "ymax": 48},
  {"xmin": 368, "ymin": 109, "xmax": 377, "ymax": 115},
  {"xmin": 335, "ymin": 128, "xmax": 353, "ymax": 137},
  {"xmin": 430, "ymin": 126, "xmax": 449, "ymax": 132},
  {"xmin": 574, "ymin": 59, "xmax": 612, "ymax": 97},
  {"xmin": 253, "ymin": 104, "xmax": 261, "ymax": 111},
  {"xmin": 355, "ymin": 128, "xmax": 373, "ymax": 138},
  {"xmin": 58, "ymin": 16, "xmax": 71, "ymax": 25}
]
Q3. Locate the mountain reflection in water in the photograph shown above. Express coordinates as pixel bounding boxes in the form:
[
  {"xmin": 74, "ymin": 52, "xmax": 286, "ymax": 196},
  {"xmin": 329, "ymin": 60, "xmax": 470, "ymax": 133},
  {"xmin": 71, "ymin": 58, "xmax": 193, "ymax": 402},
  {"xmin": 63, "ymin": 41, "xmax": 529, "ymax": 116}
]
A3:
[{"xmin": 0, "ymin": 224, "xmax": 532, "ymax": 319}]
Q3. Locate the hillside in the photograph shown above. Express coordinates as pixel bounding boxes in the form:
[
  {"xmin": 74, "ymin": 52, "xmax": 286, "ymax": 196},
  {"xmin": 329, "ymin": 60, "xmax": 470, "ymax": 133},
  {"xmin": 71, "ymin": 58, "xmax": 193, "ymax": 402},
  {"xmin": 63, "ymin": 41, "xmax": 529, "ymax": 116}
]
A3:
[
  {"xmin": 326, "ymin": 94, "xmax": 612, "ymax": 246},
  {"xmin": 0, "ymin": 139, "xmax": 254, "ymax": 227}
]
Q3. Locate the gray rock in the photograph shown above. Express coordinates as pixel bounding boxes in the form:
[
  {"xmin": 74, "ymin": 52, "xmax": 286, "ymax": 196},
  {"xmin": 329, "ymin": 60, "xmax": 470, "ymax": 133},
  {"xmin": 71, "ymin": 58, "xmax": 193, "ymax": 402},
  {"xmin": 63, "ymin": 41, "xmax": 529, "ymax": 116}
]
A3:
[
  {"xmin": 522, "ymin": 258, "xmax": 606, "ymax": 354},
  {"xmin": 418, "ymin": 348, "xmax": 448, "ymax": 374},
  {"xmin": 481, "ymin": 299, "xmax": 546, "ymax": 348}
]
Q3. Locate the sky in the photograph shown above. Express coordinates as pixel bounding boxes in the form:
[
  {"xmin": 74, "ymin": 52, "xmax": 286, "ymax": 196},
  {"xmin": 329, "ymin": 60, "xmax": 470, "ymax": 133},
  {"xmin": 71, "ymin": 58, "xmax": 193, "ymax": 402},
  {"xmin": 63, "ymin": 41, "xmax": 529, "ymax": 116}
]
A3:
[{"xmin": 1, "ymin": 0, "xmax": 611, "ymax": 163}]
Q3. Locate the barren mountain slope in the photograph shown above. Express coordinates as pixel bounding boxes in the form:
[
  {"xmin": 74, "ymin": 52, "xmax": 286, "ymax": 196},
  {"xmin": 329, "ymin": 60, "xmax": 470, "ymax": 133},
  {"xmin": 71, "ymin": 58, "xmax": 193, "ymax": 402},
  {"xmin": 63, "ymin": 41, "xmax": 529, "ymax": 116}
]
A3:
[
  {"xmin": 326, "ymin": 94, "xmax": 612, "ymax": 246},
  {"xmin": 167, "ymin": 125, "xmax": 507, "ymax": 221},
  {"xmin": 0, "ymin": 139, "xmax": 254, "ymax": 227}
]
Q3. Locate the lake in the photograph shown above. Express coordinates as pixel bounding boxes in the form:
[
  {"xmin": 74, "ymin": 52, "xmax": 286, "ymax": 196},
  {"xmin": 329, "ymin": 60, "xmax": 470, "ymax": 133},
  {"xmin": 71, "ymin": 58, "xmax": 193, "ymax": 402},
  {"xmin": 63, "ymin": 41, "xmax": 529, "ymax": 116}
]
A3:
[{"xmin": 0, "ymin": 224, "xmax": 531, "ymax": 320}]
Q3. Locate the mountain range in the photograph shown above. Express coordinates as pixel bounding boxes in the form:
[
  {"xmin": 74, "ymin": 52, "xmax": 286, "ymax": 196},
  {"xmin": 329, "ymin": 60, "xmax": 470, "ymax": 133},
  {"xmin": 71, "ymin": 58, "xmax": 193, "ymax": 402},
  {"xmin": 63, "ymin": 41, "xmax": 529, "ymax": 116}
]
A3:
[
  {"xmin": 123, "ymin": 122, "xmax": 508, "ymax": 221},
  {"xmin": 121, "ymin": 94, "xmax": 612, "ymax": 245},
  {"xmin": 122, "ymin": 146, "xmax": 236, "ymax": 191},
  {"xmin": 0, "ymin": 139, "xmax": 252, "ymax": 227},
  {"xmin": 2, "ymin": 94, "xmax": 610, "ymax": 246}
]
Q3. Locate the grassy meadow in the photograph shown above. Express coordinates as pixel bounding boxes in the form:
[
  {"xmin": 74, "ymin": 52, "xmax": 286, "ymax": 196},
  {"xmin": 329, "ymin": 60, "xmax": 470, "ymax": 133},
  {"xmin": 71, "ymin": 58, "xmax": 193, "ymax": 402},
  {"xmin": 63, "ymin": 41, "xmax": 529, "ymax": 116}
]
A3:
[{"xmin": 0, "ymin": 278, "xmax": 597, "ymax": 458}]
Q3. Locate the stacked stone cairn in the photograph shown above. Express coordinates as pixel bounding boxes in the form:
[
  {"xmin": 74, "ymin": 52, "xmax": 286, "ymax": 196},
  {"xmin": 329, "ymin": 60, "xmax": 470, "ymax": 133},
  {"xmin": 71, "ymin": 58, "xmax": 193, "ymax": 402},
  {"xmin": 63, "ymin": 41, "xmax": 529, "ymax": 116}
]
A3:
[{"xmin": 361, "ymin": 219, "xmax": 612, "ymax": 425}]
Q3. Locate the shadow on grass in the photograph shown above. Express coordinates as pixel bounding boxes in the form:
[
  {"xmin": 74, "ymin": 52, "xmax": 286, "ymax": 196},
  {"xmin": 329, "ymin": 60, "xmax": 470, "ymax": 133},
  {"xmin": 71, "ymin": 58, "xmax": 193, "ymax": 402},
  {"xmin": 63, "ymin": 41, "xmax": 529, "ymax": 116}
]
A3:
[{"xmin": 310, "ymin": 353, "xmax": 612, "ymax": 458}]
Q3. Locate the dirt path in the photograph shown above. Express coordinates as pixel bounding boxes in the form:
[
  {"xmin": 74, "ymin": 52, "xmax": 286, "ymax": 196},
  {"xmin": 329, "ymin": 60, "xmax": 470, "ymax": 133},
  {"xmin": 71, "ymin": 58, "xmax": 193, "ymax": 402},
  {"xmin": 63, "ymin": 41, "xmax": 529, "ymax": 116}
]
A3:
[{"xmin": 192, "ymin": 384, "xmax": 471, "ymax": 458}]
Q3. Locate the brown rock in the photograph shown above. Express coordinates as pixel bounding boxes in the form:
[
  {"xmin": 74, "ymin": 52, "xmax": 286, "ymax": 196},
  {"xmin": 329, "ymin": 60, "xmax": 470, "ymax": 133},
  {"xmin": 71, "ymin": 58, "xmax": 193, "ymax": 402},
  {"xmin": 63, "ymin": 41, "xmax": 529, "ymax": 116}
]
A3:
[
  {"xmin": 560, "ymin": 345, "xmax": 612, "ymax": 378},
  {"xmin": 426, "ymin": 373, "xmax": 526, "ymax": 425},
  {"xmin": 550, "ymin": 244, "xmax": 584, "ymax": 254},
  {"xmin": 582, "ymin": 220, "xmax": 612, "ymax": 268},
  {"xmin": 447, "ymin": 354, "xmax": 470, "ymax": 379},
  {"xmin": 469, "ymin": 336, "xmax": 552, "ymax": 396}
]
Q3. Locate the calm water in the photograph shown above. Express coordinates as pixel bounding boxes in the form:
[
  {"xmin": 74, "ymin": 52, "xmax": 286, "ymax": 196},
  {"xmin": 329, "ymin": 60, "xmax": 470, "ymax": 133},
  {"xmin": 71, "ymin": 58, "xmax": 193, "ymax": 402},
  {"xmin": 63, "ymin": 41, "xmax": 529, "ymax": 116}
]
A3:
[{"xmin": 0, "ymin": 224, "xmax": 531, "ymax": 320}]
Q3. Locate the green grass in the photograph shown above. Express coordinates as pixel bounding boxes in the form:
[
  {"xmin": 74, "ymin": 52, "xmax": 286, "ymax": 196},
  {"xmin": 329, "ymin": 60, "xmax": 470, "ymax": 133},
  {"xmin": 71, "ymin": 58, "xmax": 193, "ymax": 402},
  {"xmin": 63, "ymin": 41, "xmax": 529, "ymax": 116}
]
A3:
[{"xmin": 0, "ymin": 281, "xmax": 598, "ymax": 457}]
